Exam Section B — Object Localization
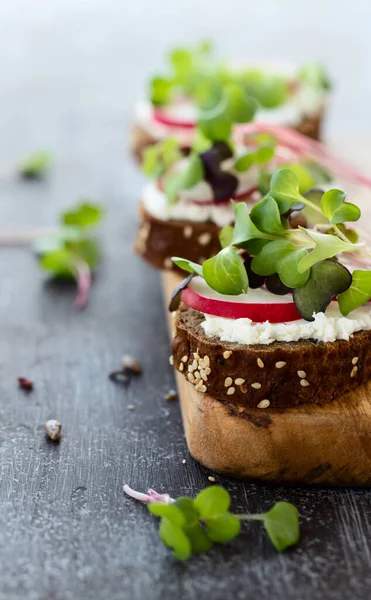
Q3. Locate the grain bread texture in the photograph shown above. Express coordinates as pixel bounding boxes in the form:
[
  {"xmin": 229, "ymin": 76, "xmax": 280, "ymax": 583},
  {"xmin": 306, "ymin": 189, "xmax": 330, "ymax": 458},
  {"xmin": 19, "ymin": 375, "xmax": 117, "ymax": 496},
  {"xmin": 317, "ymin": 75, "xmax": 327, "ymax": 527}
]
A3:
[
  {"xmin": 134, "ymin": 202, "xmax": 221, "ymax": 271},
  {"xmin": 171, "ymin": 303, "xmax": 371, "ymax": 408}
]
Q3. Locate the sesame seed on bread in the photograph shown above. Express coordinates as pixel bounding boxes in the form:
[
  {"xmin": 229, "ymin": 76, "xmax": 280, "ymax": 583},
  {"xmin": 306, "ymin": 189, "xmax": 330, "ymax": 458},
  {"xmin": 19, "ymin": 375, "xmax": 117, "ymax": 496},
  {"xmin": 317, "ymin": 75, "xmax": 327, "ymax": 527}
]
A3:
[{"xmin": 172, "ymin": 302, "xmax": 371, "ymax": 408}]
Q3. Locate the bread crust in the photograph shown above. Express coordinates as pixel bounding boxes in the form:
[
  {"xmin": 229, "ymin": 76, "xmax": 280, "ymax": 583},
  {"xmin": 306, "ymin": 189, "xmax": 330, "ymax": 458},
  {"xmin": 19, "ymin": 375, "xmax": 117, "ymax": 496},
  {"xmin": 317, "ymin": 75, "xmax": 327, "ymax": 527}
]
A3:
[
  {"xmin": 134, "ymin": 202, "xmax": 221, "ymax": 271},
  {"xmin": 171, "ymin": 303, "xmax": 371, "ymax": 408}
]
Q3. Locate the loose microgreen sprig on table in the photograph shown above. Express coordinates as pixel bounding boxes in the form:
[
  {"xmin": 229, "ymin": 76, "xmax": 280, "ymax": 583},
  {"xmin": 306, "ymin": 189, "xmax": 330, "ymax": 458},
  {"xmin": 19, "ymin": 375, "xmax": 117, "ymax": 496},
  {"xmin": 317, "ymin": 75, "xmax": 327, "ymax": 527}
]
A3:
[
  {"xmin": 18, "ymin": 151, "xmax": 52, "ymax": 179},
  {"xmin": 124, "ymin": 484, "xmax": 299, "ymax": 560},
  {"xmin": 172, "ymin": 168, "xmax": 371, "ymax": 320},
  {"xmin": 32, "ymin": 201, "xmax": 104, "ymax": 308}
]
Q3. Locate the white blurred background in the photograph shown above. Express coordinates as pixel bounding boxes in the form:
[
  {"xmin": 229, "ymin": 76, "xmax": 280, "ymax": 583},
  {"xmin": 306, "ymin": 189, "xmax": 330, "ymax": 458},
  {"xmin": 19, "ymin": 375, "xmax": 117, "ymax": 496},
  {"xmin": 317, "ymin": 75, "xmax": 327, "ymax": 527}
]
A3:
[{"xmin": 1, "ymin": 0, "xmax": 370, "ymax": 138}]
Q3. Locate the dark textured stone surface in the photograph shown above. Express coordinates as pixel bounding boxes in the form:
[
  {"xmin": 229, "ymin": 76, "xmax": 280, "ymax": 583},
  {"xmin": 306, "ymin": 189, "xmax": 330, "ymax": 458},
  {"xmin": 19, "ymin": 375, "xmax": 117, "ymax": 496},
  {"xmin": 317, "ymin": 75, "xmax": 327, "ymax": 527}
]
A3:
[{"xmin": 0, "ymin": 2, "xmax": 371, "ymax": 599}]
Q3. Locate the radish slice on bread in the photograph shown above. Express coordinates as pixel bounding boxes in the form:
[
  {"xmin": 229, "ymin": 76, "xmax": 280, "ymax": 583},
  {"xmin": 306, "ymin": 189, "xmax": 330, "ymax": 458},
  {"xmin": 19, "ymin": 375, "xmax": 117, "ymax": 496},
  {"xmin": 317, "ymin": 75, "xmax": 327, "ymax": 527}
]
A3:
[{"xmin": 181, "ymin": 277, "xmax": 303, "ymax": 323}]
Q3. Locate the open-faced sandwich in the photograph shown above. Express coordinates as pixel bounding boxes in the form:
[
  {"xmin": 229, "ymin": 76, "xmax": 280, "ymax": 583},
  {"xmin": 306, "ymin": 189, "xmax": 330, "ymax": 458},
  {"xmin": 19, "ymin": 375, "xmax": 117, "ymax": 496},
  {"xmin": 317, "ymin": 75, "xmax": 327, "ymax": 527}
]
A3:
[
  {"xmin": 169, "ymin": 168, "xmax": 371, "ymax": 408},
  {"xmin": 131, "ymin": 40, "xmax": 331, "ymax": 160},
  {"xmin": 134, "ymin": 86, "xmax": 338, "ymax": 272}
]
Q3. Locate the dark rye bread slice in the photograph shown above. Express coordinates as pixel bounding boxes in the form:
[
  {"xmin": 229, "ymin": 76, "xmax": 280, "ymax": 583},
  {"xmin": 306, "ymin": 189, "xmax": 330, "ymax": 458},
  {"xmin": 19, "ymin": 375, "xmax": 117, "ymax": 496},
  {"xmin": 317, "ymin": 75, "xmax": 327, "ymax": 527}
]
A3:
[
  {"xmin": 130, "ymin": 111, "xmax": 325, "ymax": 162},
  {"xmin": 134, "ymin": 202, "xmax": 221, "ymax": 271},
  {"xmin": 172, "ymin": 302, "xmax": 371, "ymax": 408}
]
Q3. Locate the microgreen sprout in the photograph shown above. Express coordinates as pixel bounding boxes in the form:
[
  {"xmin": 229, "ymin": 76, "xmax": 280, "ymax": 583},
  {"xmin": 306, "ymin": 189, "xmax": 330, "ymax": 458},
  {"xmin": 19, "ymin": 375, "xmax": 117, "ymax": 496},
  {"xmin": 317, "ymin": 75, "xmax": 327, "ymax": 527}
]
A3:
[
  {"xmin": 32, "ymin": 201, "xmax": 104, "ymax": 309},
  {"xmin": 18, "ymin": 151, "xmax": 52, "ymax": 179},
  {"xmin": 172, "ymin": 167, "xmax": 371, "ymax": 319},
  {"xmin": 124, "ymin": 483, "xmax": 299, "ymax": 560}
]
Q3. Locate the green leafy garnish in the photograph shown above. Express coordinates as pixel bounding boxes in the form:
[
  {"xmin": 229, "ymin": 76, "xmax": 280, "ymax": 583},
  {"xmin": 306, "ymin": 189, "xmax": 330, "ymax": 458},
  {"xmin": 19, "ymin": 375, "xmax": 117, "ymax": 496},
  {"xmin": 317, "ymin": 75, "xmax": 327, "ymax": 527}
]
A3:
[
  {"xmin": 164, "ymin": 153, "xmax": 204, "ymax": 204},
  {"xmin": 297, "ymin": 61, "xmax": 331, "ymax": 91},
  {"xmin": 260, "ymin": 502, "xmax": 300, "ymax": 552},
  {"xmin": 172, "ymin": 166, "xmax": 370, "ymax": 321},
  {"xmin": 171, "ymin": 257, "xmax": 203, "ymax": 277},
  {"xmin": 338, "ymin": 270, "xmax": 371, "ymax": 316},
  {"xmin": 202, "ymin": 247, "xmax": 248, "ymax": 295},
  {"xmin": 19, "ymin": 151, "xmax": 52, "ymax": 179},
  {"xmin": 33, "ymin": 200, "xmax": 104, "ymax": 308},
  {"xmin": 125, "ymin": 484, "xmax": 300, "ymax": 561},
  {"xmin": 320, "ymin": 189, "xmax": 361, "ymax": 224},
  {"xmin": 293, "ymin": 260, "xmax": 352, "ymax": 321},
  {"xmin": 142, "ymin": 138, "xmax": 182, "ymax": 179}
]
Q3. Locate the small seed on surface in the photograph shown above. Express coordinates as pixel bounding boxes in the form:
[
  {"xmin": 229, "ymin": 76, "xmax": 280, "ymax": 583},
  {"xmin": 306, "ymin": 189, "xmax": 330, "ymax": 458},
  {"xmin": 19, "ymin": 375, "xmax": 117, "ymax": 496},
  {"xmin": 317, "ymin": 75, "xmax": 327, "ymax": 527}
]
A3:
[
  {"xmin": 297, "ymin": 370, "xmax": 306, "ymax": 379},
  {"xmin": 193, "ymin": 352, "xmax": 200, "ymax": 360},
  {"xmin": 164, "ymin": 390, "xmax": 177, "ymax": 401},
  {"xmin": 178, "ymin": 363, "xmax": 184, "ymax": 372},
  {"xmin": 227, "ymin": 387, "xmax": 235, "ymax": 395},
  {"xmin": 235, "ymin": 378, "xmax": 245, "ymax": 385},
  {"xmin": 257, "ymin": 399, "xmax": 270, "ymax": 409},
  {"xmin": 169, "ymin": 355, "xmax": 174, "ymax": 365},
  {"xmin": 351, "ymin": 366, "xmax": 358, "ymax": 378},
  {"xmin": 183, "ymin": 225, "xmax": 193, "ymax": 239},
  {"xmin": 182, "ymin": 459, "xmax": 186, "ymax": 464},
  {"xmin": 257, "ymin": 358, "xmax": 264, "ymax": 368},
  {"xmin": 200, "ymin": 370, "xmax": 208, "ymax": 382},
  {"xmin": 199, "ymin": 385, "xmax": 207, "ymax": 393},
  {"xmin": 127, "ymin": 404, "xmax": 136, "ymax": 410},
  {"xmin": 188, "ymin": 373, "xmax": 195, "ymax": 383},
  {"xmin": 352, "ymin": 357, "xmax": 359, "ymax": 365},
  {"xmin": 44, "ymin": 420, "xmax": 62, "ymax": 442},
  {"xmin": 208, "ymin": 476, "xmax": 216, "ymax": 482},
  {"xmin": 205, "ymin": 367, "xmax": 211, "ymax": 376},
  {"xmin": 203, "ymin": 355, "xmax": 210, "ymax": 367},
  {"xmin": 192, "ymin": 359, "xmax": 198, "ymax": 370},
  {"xmin": 188, "ymin": 364, "xmax": 194, "ymax": 373},
  {"xmin": 181, "ymin": 355, "xmax": 188, "ymax": 363},
  {"xmin": 240, "ymin": 385, "xmax": 248, "ymax": 393},
  {"xmin": 163, "ymin": 257, "xmax": 173, "ymax": 269},
  {"xmin": 198, "ymin": 232, "xmax": 212, "ymax": 246},
  {"xmin": 251, "ymin": 382, "xmax": 261, "ymax": 390},
  {"xmin": 224, "ymin": 377, "xmax": 233, "ymax": 387},
  {"xmin": 300, "ymin": 379, "xmax": 310, "ymax": 387},
  {"xmin": 275, "ymin": 361, "xmax": 286, "ymax": 369},
  {"xmin": 194, "ymin": 371, "xmax": 201, "ymax": 380},
  {"xmin": 121, "ymin": 355, "xmax": 142, "ymax": 375},
  {"xmin": 223, "ymin": 350, "xmax": 232, "ymax": 359}
]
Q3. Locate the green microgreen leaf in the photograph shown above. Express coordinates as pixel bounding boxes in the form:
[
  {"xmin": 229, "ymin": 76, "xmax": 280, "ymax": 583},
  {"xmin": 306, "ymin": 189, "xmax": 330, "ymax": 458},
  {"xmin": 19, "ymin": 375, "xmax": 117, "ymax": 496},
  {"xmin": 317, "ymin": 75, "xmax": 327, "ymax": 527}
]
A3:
[
  {"xmin": 202, "ymin": 247, "xmax": 248, "ymax": 295},
  {"xmin": 297, "ymin": 61, "xmax": 331, "ymax": 91},
  {"xmin": 19, "ymin": 151, "xmax": 52, "ymax": 179},
  {"xmin": 276, "ymin": 249, "xmax": 310, "ymax": 288},
  {"xmin": 164, "ymin": 153, "xmax": 204, "ymax": 205},
  {"xmin": 184, "ymin": 523, "xmax": 214, "ymax": 553},
  {"xmin": 298, "ymin": 228, "xmax": 357, "ymax": 273},
  {"xmin": 198, "ymin": 83, "xmax": 257, "ymax": 142},
  {"xmin": 338, "ymin": 270, "xmax": 371, "ymax": 316},
  {"xmin": 194, "ymin": 486, "xmax": 231, "ymax": 518},
  {"xmin": 268, "ymin": 168, "xmax": 306, "ymax": 214},
  {"xmin": 234, "ymin": 153, "xmax": 254, "ymax": 172},
  {"xmin": 174, "ymin": 497, "xmax": 200, "ymax": 526},
  {"xmin": 142, "ymin": 138, "xmax": 182, "ymax": 179},
  {"xmin": 61, "ymin": 202, "xmax": 103, "ymax": 229},
  {"xmin": 171, "ymin": 257, "xmax": 203, "ymax": 277},
  {"xmin": 159, "ymin": 518, "xmax": 191, "ymax": 561},
  {"xmin": 219, "ymin": 225, "xmax": 234, "ymax": 249},
  {"xmin": 150, "ymin": 76, "xmax": 172, "ymax": 106},
  {"xmin": 261, "ymin": 502, "xmax": 300, "ymax": 552},
  {"xmin": 231, "ymin": 201, "xmax": 271, "ymax": 246},
  {"xmin": 301, "ymin": 188, "xmax": 328, "ymax": 226},
  {"xmin": 40, "ymin": 248, "xmax": 75, "ymax": 277},
  {"xmin": 250, "ymin": 196, "xmax": 286, "ymax": 235},
  {"xmin": 251, "ymin": 240, "xmax": 294, "ymax": 276},
  {"xmin": 278, "ymin": 162, "xmax": 315, "ymax": 193},
  {"xmin": 293, "ymin": 260, "xmax": 352, "ymax": 321},
  {"xmin": 205, "ymin": 514, "xmax": 241, "ymax": 543},
  {"xmin": 240, "ymin": 70, "xmax": 289, "ymax": 109},
  {"xmin": 320, "ymin": 189, "xmax": 361, "ymax": 224},
  {"xmin": 148, "ymin": 503, "xmax": 186, "ymax": 525}
]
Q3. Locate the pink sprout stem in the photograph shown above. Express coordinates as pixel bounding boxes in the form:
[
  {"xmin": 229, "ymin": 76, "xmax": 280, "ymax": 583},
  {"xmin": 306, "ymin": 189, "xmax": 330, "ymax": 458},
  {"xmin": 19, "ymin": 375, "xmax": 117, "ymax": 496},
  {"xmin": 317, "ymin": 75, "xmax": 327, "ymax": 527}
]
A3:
[
  {"xmin": 124, "ymin": 484, "xmax": 175, "ymax": 504},
  {"xmin": 74, "ymin": 261, "xmax": 91, "ymax": 310},
  {"xmin": 236, "ymin": 123, "xmax": 371, "ymax": 189}
]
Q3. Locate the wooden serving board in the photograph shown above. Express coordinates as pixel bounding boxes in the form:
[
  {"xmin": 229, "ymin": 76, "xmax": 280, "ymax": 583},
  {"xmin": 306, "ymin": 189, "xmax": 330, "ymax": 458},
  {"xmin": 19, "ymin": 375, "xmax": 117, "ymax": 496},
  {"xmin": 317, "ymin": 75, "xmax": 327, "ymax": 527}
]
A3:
[{"xmin": 162, "ymin": 271, "xmax": 371, "ymax": 486}]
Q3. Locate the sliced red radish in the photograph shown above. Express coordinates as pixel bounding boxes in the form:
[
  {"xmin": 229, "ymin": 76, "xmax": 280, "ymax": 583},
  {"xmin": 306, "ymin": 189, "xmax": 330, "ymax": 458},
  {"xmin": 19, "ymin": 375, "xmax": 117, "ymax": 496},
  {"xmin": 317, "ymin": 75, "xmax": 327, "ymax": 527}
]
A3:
[
  {"xmin": 152, "ymin": 108, "xmax": 195, "ymax": 130},
  {"xmin": 181, "ymin": 277, "xmax": 302, "ymax": 323}
]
